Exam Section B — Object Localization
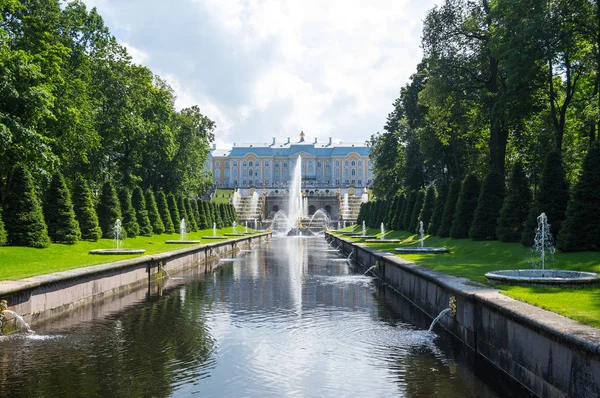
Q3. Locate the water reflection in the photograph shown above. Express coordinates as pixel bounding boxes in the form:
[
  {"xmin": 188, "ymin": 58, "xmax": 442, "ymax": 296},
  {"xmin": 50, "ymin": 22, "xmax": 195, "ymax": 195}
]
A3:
[{"xmin": 0, "ymin": 237, "xmax": 511, "ymax": 397}]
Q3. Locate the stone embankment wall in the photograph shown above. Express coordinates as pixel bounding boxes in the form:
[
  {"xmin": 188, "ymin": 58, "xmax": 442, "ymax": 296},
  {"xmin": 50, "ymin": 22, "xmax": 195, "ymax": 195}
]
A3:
[
  {"xmin": 0, "ymin": 233, "xmax": 270, "ymax": 327},
  {"xmin": 326, "ymin": 233, "xmax": 600, "ymax": 398}
]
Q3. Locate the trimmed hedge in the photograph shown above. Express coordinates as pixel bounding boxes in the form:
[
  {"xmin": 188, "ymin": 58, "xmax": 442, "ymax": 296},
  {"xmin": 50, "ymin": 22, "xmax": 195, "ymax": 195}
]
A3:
[
  {"xmin": 157, "ymin": 191, "xmax": 175, "ymax": 234},
  {"xmin": 401, "ymin": 190, "xmax": 417, "ymax": 231},
  {"xmin": 45, "ymin": 172, "xmax": 81, "ymax": 244},
  {"xmin": 521, "ymin": 152, "xmax": 570, "ymax": 246},
  {"xmin": 167, "ymin": 193, "xmax": 181, "ymax": 233},
  {"xmin": 4, "ymin": 164, "xmax": 50, "ymax": 248},
  {"xmin": 419, "ymin": 186, "xmax": 437, "ymax": 232},
  {"xmin": 428, "ymin": 183, "xmax": 447, "ymax": 235},
  {"xmin": 557, "ymin": 142, "xmax": 600, "ymax": 251},
  {"xmin": 97, "ymin": 181, "xmax": 122, "ymax": 239},
  {"xmin": 438, "ymin": 180, "xmax": 461, "ymax": 237},
  {"xmin": 184, "ymin": 198, "xmax": 197, "ymax": 232},
  {"xmin": 72, "ymin": 177, "xmax": 102, "ymax": 241},
  {"xmin": 497, "ymin": 163, "xmax": 532, "ymax": 242},
  {"xmin": 203, "ymin": 201, "xmax": 214, "ymax": 228},
  {"xmin": 450, "ymin": 174, "xmax": 480, "ymax": 239},
  {"xmin": 409, "ymin": 190, "xmax": 425, "ymax": 233},
  {"xmin": 132, "ymin": 187, "xmax": 152, "ymax": 236},
  {"xmin": 146, "ymin": 189, "xmax": 165, "ymax": 235},
  {"xmin": 469, "ymin": 172, "xmax": 505, "ymax": 241},
  {"xmin": 118, "ymin": 187, "xmax": 138, "ymax": 238}
]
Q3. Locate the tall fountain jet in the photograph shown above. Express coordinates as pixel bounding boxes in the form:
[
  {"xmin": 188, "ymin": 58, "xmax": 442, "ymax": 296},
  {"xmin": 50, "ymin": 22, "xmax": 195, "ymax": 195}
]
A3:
[{"xmin": 288, "ymin": 155, "xmax": 304, "ymax": 229}]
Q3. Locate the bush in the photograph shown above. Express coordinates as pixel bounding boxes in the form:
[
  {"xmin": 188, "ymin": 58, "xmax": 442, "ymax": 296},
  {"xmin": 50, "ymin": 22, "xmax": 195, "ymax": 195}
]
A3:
[
  {"xmin": 196, "ymin": 199, "xmax": 208, "ymax": 229},
  {"xmin": 0, "ymin": 209, "xmax": 5, "ymax": 245},
  {"xmin": 203, "ymin": 201, "xmax": 214, "ymax": 228},
  {"xmin": 438, "ymin": 180, "xmax": 461, "ymax": 237},
  {"xmin": 409, "ymin": 190, "xmax": 425, "ymax": 233},
  {"xmin": 132, "ymin": 187, "xmax": 152, "ymax": 236},
  {"xmin": 167, "ymin": 194, "xmax": 181, "ymax": 233},
  {"xmin": 497, "ymin": 163, "xmax": 532, "ymax": 242},
  {"xmin": 219, "ymin": 203, "xmax": 229, "ymax": 227},
  {"xmin": 401, "ymin": 191, "xmax": 417, "ymax": 231},
  {"xmin": 428, "ymin": 183, "xmax": 447, "ymax": 235},
  {"xmin": 450, "ymin": 174, "xmax": 480, "ymax": 239},
  {"xmin": 419, "ymin": 186, "xmax": 437, "ymax": 232},
  {"xmin": 394, "ymin": 194, "xmax": 407, "ymax": 231},
  {"xmin": 157, "ymin": 191, "xmax": 175, "ymax": 234},
  {"xmin": 118, "ymin": 187, "xmax": 138, "ymax": 238},
  {"xmin": 557, "ymin": 142, "xmax": 600, "ymax": 251},
  {"xmin": 72, "ymin": 177, "xmax": 102, "ymax": 241},
  {"xmin": 521, "ymin": 152, "xmax": 570, "ymax": 246},
  {"xmin": 97, "ymin": 181, "xmax": 122, "ymax": 239},
  {"xmin": 45, "ymin": 172, "xmax": 81, "ymax": 244},
  {"xmin": 469, "ymin": 172, "xmax": 505, "ymax": 241},
  {"xmin": 177, "ymin": 195, "xmax": 189, "ymax": 230},
  {"xmin": 184, "ymin": 198, "xmax": 197, "ymax": 232},
  {"xmin": 146, "ymin": 190, "xmax": 165, "ymax": 234},
  {"xmin": 3, "ymin": 164, "xmax": 50, "ymax": 247},
  {"xmin": 214, "ymin": 202, "xmax": 224, "ymax": 228},
  {"xmin": 391, "ymin": 194, "xmax": 405, "ymax": 231}
]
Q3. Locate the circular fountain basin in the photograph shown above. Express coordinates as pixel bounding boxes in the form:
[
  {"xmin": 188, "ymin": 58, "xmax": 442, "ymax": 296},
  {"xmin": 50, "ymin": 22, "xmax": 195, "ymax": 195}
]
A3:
[
  {"xmin": 89, "ymin": 249, "xmax": 146, "ymax": 255},
  {"xmin": 202, "ymin": 236, "xmax": 228, "ymax": 240},
  {"xmin": 165, "ymin": 240, "xmax": 200, "ymax": 244},
  {"xmin": 350, "ymin": 235, "xmax": 377, "ymax": 239},
  {"xmin": 224, "ymin": 233, "xmax": 245, "ymax": 236},
  {"xmin": 394, "ymin": 247, "xmax": 449, "ymax": 254},
  {"xmin": 485, "ymin": 269, "xmax": 600, "ymax": 286},
  {"xmin": 365, "ymin": 239, "xmax": 402, "ymax": 243}
]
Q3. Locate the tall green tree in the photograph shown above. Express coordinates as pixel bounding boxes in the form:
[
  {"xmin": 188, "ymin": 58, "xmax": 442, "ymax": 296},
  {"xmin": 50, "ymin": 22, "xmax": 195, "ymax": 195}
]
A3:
[
  {"xmin": 157, "ymin": 191, "xmax": 174, "ymax": 234},
  {"xmin": 118, "ymin": 187, "xmax": 138, "ymax": 238},
  {"xmin": 184, "ymin": 197, "xmax": 197, "ymax": 232},
  {"xmin": 195, "ymin": 199, "xmax": 208, "ymax": 230},
  {"xmin": 72, "ymin": 177, "xmax": 102, "ymax": 241},
  {"xmin": 439, "ymin": 181, "xmax": 461, "ymax": 238},
  {"xmin": 419, "ymin": 186, "xmax": 437, "ymax": 232},
  {"xmin": 557, "ymin": 142, "xmax": 600, "ymax": 251},
  {"xmin": 44, "ymin": 172, "xmax": 80, "ymax": 244},
  {"xmin": 428, "ymin": 183, "xmax": 447, "ymax": 235},
  {"xmin": 202, "ymin": 200, "xmax": 214, "ymax": 229},
  {"xmin": 97, "ymin": 180, "xmax": 121, "ymax": 239},
  {"xmin": 3, "ymin": 164, "xmax": 50, "ymax": 248},
  {"xmin": 401, "ymin": 190, "xmax": 417, "ymax": 231},
  {"xmin": 177, "ymin": 195, "xmax": 189, "ymax": 229},
  {"xmin": 469, "ymin": 172, "xmax": 505, "ymax": 240},
  {"xmin": 145, "ymin": 189, "xmax": 164, "ymax": 234},
  {"xmin": 497, "ymin": 163, "xmax": 532, "ymax": 242},
  {"xmin": 409, "ymin": 190, "xmax": 426, "ymax": 233},
  {"xmin": 0, "ymin": 207, "xmax": 5, "ymax": 245},
  {"xmin": 167, "ymin": 194, "xmax": 181, "ymax": 233},
  {"xmin": 132, "ymin": 187, "xmax": 152, "ymax": 236},
  {"xmin": 450, "ymin": 174, "xmax": 480, "ymax": 239}
]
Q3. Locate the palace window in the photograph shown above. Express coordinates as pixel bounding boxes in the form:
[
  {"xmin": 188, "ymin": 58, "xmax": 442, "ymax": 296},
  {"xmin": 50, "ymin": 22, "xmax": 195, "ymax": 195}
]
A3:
[
  {"xmin": 242, "ymin": 161, "xmax": 247, "ymax": 167},
  {"xmin": 215, "ymin": 161, "xmax": 220, "ymax": 167},
  {"xmin": 249, "ymin": 161, "xmax": 253, "ymax": 167},
  {"xmin": 265, "ymin": 161, "xmax": 269, "ymax": 167},
  {"xmin": 233, "ymin": 169, "xmax": 238, "ymax": 178},
  {"xmin": 225, "ymin": 161, "xmax": 230, "ymax": 167},
  {"xmin": 344, "ymin": 160, "xmax": 349, "ymax": 167},
  {"xmin": 358, "ymin": 168, "xmax": 362, "ymax": 176},
  {"xmin": 358, "ymin": 160, "xmax": 362, "ymax": 167},
  {"xmin": 351, "ymin": 160, "xmax": 356, "ymax": 167},
  {"xmin": 351, "ymin": 169, "xmax": 356, "ymax": 176},
  {"xmin": 336, "ymin": 160, "xmax": 340, "ymax": 166},
  {"xmin": 233, "ymin": 161, "xmax": 238, "ymax": 167},
  {"xmin": 248, "ymin": 169, "xmax": 253, "ymax": 177},
  {"xmin": 225, "ymin": 169, "xmax": 230, "ymax": 178},
  {"xmin": 215, "ymin": 169, "xmax": 220, "ymax": 178}
]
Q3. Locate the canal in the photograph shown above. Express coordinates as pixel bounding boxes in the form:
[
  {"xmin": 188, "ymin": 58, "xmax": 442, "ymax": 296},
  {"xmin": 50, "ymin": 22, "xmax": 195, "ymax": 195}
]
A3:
[{"xmin": 0, "ymin": 236, "xmax": 518, "ymax": 397}]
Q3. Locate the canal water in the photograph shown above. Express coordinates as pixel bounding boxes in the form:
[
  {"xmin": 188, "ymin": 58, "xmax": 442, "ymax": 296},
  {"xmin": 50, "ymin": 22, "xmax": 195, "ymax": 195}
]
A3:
[{"xmin": 0, "ymin": 236, "xmax": 515, "ymax": 397}]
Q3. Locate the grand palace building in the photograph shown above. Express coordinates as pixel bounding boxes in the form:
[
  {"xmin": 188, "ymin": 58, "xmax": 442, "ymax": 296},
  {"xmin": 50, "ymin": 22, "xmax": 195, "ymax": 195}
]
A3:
[{"xmin": 208, "ymin": 132, "xmax": 372, "ymax": 190}]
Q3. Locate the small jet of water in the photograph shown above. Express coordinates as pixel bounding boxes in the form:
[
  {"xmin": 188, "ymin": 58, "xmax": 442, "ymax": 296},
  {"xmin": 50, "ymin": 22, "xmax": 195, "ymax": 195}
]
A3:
[
  {"xmin": 2, "ymin": 310, "xmax": 34, "ymax": 334},
  {"xmin": 363, "ymin": 265, "xmax": 377, "ymax": 275},
  {"xmin": 428, "ymin": 308, "xmax": 451, "ymax": 332}
]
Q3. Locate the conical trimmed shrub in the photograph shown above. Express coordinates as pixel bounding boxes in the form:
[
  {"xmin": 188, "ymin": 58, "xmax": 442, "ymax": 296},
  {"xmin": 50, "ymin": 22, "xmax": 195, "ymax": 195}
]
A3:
[
  {"xmin": 157, "ymin": 191, "xmax": 174, "ymax": 234},
  {"xmin": 469, "ymin": 172, "xmax": 505, "ymax": 241},
  {"xmin": 497, "ymin": 163, "xmax": 532, "ymax": 242},
  {"xmin": 184, "ymin": 198, "xmax": 197, "ymax": 232},
  {"xmin": 214, "ymin": 202, "xmax": 224, "ymax": 229},
  {"xmin": 230, "ymin": 204, "xmax": 238, "ymax": 223},
  {"xmin": 219, "ymin": 204, "xmax": 229, "ymax": 227},
  {"xmin": 3, "ymin": 164, "xmax": 50, "ymax": 247},
  {"xmin": 167, "ymin": 194, "xmax": 181, "ymax": 233},
  {"xmin": 557, "ymin": 142, "xmax": 600, "ymax": 251},
  {"xmin": 391, "ymin": 194, "xmax": 405, "ymax": 231},
  {"xmin": 195, "ymin": 199, "xmax": 208, "ymax": 229},
  {"xmin": 118, "ymin": 187, "xmax": 138, "ymax": 238},
  {"xmin": 0, "ymin": 209, "xmax": 6, "ymax": 245},
  {"xmin": 419, "ymin": 186, "xmax": 437, "ymax": 232},
  {"xmin": 177, "ymin": 195, "xmax": 189, "ymax": 230},
  {"xmin": 409, "ymin": 190, "xmax": 425, "ymax": 233},
  {"xmin": 97, "ymin": 180, "xmax": 122, "ymax": 239},
  {"xmin": 428, "ymin": 183, "xmax": 447, "ymax": 235},
  {"xmin": 450, "ymin": 174, "xmax": 480, "ymax": 239},
  {"xmin": 146, "ymin": 190, "xmax": 164, "ymax": 235},
  {"xmin": 72, "ymin": 177, "xmax": 102, "ymax": 241},
  {"xmin": 438, "ymin": 180, "xmax": 461, "ymax": 237},
  {"xmin": 132, "ymin": 187, "xmax": 152, "ymax": 236},
  {"xmin": 203, "ymin": 201, "xmax": 214, "ymax": 228},
  {"xmin": 44, "ymin": 172, "xmax": 81, "ymax": 244},
  {"xmin": 401, "ymin": 191, "xmax": 417, "ymax": 231},
  {"xmin": 394, "ymin": 195, "xmax": 407, "ymax": 231},
  {"xmin": 521, "ymin": 152, "xmax": 570, "ymax": 246}
]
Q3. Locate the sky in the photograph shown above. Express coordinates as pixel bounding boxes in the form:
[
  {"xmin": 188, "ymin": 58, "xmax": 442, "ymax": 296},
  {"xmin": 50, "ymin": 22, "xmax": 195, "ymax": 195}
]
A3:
[{"xmin": 82, "ymin": 0, "xmax": 443, "ymax": 149}]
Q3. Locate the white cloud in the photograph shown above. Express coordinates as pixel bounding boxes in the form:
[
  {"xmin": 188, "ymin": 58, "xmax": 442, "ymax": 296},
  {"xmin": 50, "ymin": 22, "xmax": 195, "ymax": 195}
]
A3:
[{"xmin": 83, "ymin": 0, "xmax": 443, "ymax": 147}]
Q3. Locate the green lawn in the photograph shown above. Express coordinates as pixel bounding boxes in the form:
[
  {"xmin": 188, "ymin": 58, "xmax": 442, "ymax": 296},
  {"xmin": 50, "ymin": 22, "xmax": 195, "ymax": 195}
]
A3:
[
  {"xmin": 212, "ymin": 189, "xmax": 234, "ymax": 204},
  {"xmin": 333, "ymin": 227, "xmax": 600, "ymax": 328},
  {"xmin": 0, "ymin": 227, "xmax": 259, "ymax": 281}
]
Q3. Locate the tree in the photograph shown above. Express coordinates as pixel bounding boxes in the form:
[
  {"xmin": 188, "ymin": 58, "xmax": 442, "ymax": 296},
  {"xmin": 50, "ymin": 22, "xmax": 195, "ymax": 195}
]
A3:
[
  {"xmin": 118, "ymin": 187, "xmax": 138, "ymax": 238},
  {"xmin": 409, "ymin": 190, "xmax": 426, "ymax": 233},
  {"xmin": 195, "ymin": 199, "xmax": 208, "ymax": 230},
  {"xmin": 401, "ymin": 190, "xmax": 417, "ymax": 231},
  {"xmin": 202, "ymin": 201, "xmax": 214, "ymax": 229},
  {"xmin": 557, "ymin": 142, "xmax": 600, "ymax": 251},
  {"xmin": 219, "ymin": 203, "xmax": 230, "ymax": 227},
  {"xmin": 177, "ymin": 195, "xmax": 189, "ymax": 230},
  {"xmin": 0, "ymin": 208, "xmax": 5, "ymax": 245},
  {"xmin": 132, "ymin": 187, "xmax": 152, "ymax": 236},
  {"xmin": 184, "ymin": 197, "xmax": 197, "ymax": 232},
  {"xmin": 428, "ymin": 183, "xmax": 447, "ymax": 235},
  {"xmin": 3, "ymin": 164, "xmax": 50, "ymax": 248},
  {"xmin": 44, "ymin": 172, "xmax": 80, "ymax": 243},
  {"xmin": 157, "ymin": 191, "xmax": 174, "ymax": 234},
  {"xmin": 521, "ymin": 152, "xmax": 570, "ymax": 245},
  {"xmin": 167, "ymin": 194, "xmax": 181, "ymax": 233},
  {"xmin": 450, "ymin": 174, "xmax": 480, "ymax": 239},
  {"xmin": 419, "ymin": 186, "xmax": 437, "ymax": 232},
  {"xmin": 145, "ymin": 189, "xmax": 164, "ymax": 235},
  {"xmin": 97, "ymin": 180, "xmax": 121, "ymax": 239},
  {"xmin": 497, "ymin": 163, "xmax": 532, "ymax": 242},
  {"xmin": 72, "ymin": 177, "xmax": 102, "ymax": 241},
  {"xmin": 469, "ymin": 172, "xmax": 505, "ymax": 240},
  {"xmin": 438, "ymin": 180, "xmax": 461, "ymax": 237},
  {"xmin": 391, "ymin": 194, "xmax": 406, "ymax": 231},
  {"xmin": 213, "ymin": 202, "xmax": 223, "ymax": 229}
]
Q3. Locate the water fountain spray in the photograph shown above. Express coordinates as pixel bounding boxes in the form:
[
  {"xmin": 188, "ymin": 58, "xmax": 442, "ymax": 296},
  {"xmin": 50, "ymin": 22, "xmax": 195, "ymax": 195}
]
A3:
[{"xmin": 418, "ymin": 221, "xmax": 425, "ymax": 249}]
